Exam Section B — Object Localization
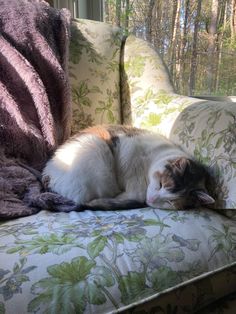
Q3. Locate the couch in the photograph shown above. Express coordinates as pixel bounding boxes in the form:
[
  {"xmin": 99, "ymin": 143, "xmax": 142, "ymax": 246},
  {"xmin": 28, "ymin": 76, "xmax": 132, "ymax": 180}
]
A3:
[{"xmin": 1, "ymin": 18, "xmax": 236, "ymax": 314}]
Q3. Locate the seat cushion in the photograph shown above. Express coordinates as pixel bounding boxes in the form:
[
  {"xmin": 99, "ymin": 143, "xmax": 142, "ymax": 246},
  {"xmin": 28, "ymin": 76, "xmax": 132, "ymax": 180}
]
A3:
[{"xmin": 1, "ymin": 208, "xmax": 236, "ymax": 313}]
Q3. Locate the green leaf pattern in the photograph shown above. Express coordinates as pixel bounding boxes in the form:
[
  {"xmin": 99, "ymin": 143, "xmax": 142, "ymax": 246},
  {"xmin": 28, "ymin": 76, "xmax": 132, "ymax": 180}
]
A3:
[
  {"xmin": 1, "ymin": 208, "xmax": 236, "ymax": 313},
  {"xmin": 121, "ymin": 35, "xmax": 204, "ymax": 137},
  {"xmin": 170, "ymin": 101, "xmax": 236, "ymax": 211},
  {"xmin": 121, "ymin": 37, "xmax": 236, "ymax": 210},
  {"xmin": 69, "ymin": 19, "xmax": 123, "ymax": 133}
]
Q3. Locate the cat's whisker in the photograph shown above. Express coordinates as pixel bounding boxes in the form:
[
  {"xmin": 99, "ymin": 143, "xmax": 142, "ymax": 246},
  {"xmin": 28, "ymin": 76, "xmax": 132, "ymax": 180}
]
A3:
[{"xmin": 167, "ymin": 200, "xmax": 175, "ymax": 209}]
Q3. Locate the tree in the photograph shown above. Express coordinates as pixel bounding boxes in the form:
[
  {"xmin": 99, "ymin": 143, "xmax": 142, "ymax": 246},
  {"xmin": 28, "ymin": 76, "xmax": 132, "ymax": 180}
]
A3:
[
  {"xmin": 115, "ymin": 0, "xmax": 121, "ymax": 27},
  {"xmin": 179, "ymin": 0, "xmax": 190, "ymax": 93},
  {"xmin": 189, "ymin": 0, "xmax": 202, "ymax": 95},
  {"xmin": 146, "ymin": 0, "xmax": 155, "ymax": 42},
  {"xmin": 231, "ymin": 0, "xmax": 236, "ymax": 40},
  {"xmin": 215, "ymin": 0, "xmax": 228, "ymax": 91},
  {"xmin": 207, "ymin": 0, "xmax": 220, "ymax": 93},
  {"xmin": 104, "ymin": 0, "xmax": 236, "ymax": 96},
  {"xmin": 169, "ymin": 0, "xmax": 181, "ymax": 80}
]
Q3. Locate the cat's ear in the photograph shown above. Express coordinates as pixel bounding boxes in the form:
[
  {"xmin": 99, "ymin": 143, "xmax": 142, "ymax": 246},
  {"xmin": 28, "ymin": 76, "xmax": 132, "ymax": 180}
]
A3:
[
  {"xmin": 195, "ymin": 190, "xmax": 215, "ymax": 205},
  {"xmin": 171, "ymin": 157, "xmax": 189, "ymax": 174}
]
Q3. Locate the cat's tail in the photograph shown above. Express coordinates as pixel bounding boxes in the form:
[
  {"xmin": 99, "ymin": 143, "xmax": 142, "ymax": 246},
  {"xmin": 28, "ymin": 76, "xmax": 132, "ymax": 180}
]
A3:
[
  {"xmin": 78, "ymin": 198, "xmax": 147, "ymax": 211},
  {"xmin": 29, "ymin": 193, "xmax": 146, "ymax": 212}
]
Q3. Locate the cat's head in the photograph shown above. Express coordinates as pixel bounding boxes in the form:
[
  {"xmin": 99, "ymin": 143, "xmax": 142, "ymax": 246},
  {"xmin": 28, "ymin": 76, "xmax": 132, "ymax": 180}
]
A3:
[{"xmin": 146, "ymin": 157, "xmax": 215, "ymax": 210}]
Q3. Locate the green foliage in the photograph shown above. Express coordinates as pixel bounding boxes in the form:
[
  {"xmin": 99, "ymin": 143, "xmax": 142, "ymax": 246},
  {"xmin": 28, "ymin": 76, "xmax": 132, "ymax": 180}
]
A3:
[
  {"xmin": 105, "ymin": 0, "xmax": 236, "ymax": 96},
  {"xmin": 72, "ymin": 81, "xmax": 102, "ymax": 108},
  {"xmin": 125, "ymin": 55, "xmax": 146, "ymax": 77},
  {"xmin": 118, "ymin": 271, "xmax": 148, "ymax": 304},
  {"xmin": 3, "ymin": 205, "xmax": 236, "ymax": 312},
  {"xmin": 6, "ymin": 234, "xmax": 84, "ymax": 255},
  {"xmin": 28, "ymin": 256, "xmax": 115, "ymax": 313},
  {"xmin": 151, "ymin": 266, "xmax": 180, "ymax": 291},
  {"xmin": 95, "ymin": 88, "xmax": 118, "ymax": 123},
  {"xmin": 69, "ymin": 25, "xmax": 103, "ymax": 65},
  {"xmin": 87, "ymin": 236, "xmax": 107, "ymax": 258}
]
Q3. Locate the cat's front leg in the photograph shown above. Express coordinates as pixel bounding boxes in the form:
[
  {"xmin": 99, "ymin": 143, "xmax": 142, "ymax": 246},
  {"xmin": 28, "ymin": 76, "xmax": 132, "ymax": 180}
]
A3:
[
  {"xmin": 115, "ymin": 191, "xmax": 131, "ymax": 200},
  {"xmin": 116, "ymin": 181, "xmax": 147, "ymax": 203}
]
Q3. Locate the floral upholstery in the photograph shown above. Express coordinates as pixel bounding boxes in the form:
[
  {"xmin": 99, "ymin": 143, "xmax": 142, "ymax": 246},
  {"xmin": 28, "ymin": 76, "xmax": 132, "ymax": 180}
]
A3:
[
  {"xmin": 121, "ymin": 34, "xmax": 202, "ymax": 136},
  {"xmin": 121, "ymin": 36, "xmax": 236, "ymax": 211},
  {"xmin": 69, "ymin": 20, "xmax": 236, "ymax": 211},
  {"xmin": 69, "ymin": 19, "xmax": 123, "ymax": 133},
  {"xmin": 1, "ymin": 18, "xmax": 236, "ymax": 314},
  {"xmin": 170, "ymin": 101, "xmax": 236, "ymax": 212},
  {"xmin": 121, "ymin": 36, "xmax": 236, "ymax": 212},
  {"xmin": 1, "ymin": 209, "xmax": 236, "ymax": 314}
]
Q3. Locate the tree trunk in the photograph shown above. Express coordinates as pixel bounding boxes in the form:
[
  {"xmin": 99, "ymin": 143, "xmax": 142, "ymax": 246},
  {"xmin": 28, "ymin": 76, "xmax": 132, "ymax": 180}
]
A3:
[
  {"xmin": 179, "ymin": 0, "xmax": 190, "ymax": 93},
  {"xmin": 231, "ymin": 0, "xmax": 236, "ymax": 41},
  {"xmin": 124, "ymin": 0, "xmax": 130, "ymax": 34},
  {"xmin": 153, "ymin": 0, "xmax": 163, "ymax": 51},
  {"xmin": 169, "ymin": 0, "xmax": 181, "ymax": 82},
  {"xmin": 159, "ymin": 0, "xmax": 169, "ymax": 56},
  {"xmin": 169, "ymin": 0, "xmax": 177, "ymax": 75},
  {"xmin": 145, "ymin": 0, "xmax": 155, "ymax": 43},
  {"xmin": 216, "ymin": 0, "xmax": 227, "ymax": 91},
  {"xmin": 207, "ymin": 0, "xmax": 219, "ymax": 94},
  {"xmin": 188, "ymin": 0, "xmax": 202, "ymax": 95},
  {"xmin": 116, "ymin": 0, "xmax": 121, "ymax": 27}
]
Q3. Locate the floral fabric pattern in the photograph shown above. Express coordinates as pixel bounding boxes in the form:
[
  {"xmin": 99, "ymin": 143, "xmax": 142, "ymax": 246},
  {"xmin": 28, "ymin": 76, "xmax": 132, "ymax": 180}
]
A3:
[
  {"xmin": 121, "ymin": 35, "xmax": 207, "ymax": 137},
  {"xmin": 1, "ymin": 209, "xmax": 236, "ymax": 313},
  {"xmin": 169, "ymin": 101, "xmax": 236, "ymax": 211},
  {"xmin": 69, "ymin": 19, "xmax": 123, "ymax": 133},
  {"xmin": 121, "ymin": 35, "xmax": 236, "ymax": 210},
  {"xmin": 121, "ymin": 35, "xmax": 174, "ymax": 125}
]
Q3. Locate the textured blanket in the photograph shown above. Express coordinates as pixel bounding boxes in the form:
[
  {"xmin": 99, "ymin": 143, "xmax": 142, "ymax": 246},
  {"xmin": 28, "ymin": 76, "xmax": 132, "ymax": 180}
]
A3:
[{"xmin": 0, "ymin": 0, "xmax": 75, "ymax": 219}]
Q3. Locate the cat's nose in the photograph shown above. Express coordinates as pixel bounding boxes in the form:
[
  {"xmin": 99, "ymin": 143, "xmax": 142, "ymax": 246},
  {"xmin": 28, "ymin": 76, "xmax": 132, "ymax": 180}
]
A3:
[{"xmin": 147, "ymin": 197, "xmax": 156, "ymax": 205}]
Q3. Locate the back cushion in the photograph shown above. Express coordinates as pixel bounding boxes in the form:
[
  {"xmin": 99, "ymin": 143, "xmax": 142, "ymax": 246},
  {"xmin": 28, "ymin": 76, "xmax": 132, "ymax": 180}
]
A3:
[{"xmin": 69, "ymin": 19, "xmax": 123, "ymax": 133}]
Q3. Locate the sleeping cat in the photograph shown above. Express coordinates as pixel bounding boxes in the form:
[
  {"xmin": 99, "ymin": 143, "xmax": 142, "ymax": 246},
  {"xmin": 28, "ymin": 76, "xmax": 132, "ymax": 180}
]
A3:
[{"xmin": 42, "ymin": 125, "xmax": 215, "ymax": 211}]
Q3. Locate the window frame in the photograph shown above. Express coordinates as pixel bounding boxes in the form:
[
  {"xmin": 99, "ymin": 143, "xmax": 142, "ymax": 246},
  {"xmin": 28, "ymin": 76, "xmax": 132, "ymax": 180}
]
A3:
[{"xmin": 53, "ymin": 0, "xmax": 103, "ymax": 21}]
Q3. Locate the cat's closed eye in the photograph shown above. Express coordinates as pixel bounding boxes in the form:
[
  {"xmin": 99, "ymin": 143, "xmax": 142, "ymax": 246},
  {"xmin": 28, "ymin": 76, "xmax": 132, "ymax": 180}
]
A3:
[
  {"xmin": 155, "ymin": 171, "xmax": 173, "ymax": 190},
  {"xmin": 161, "ymin": 176, "xmax": 174, "ymax": 190}
]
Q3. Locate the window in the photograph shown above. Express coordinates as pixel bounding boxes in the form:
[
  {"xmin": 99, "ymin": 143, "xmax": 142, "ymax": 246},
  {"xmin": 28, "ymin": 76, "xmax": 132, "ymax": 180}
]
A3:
[
  {"xmin": 104, "ymin": 0, "xmax": 236, "ymax": 97},
  {"xmin": 52, "ymin": 0, "xmax": 236, "ymax": 97},
  {"xmin": 53, "ymin": 0, "xmax": 103, "ymax": 20}
]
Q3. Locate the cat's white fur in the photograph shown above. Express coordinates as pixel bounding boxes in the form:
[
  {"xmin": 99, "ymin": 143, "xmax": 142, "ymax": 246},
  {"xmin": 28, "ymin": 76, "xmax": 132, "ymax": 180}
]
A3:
[{"xmin": 43, "ymin": 131, "xmax": 190, "ymax": 209}]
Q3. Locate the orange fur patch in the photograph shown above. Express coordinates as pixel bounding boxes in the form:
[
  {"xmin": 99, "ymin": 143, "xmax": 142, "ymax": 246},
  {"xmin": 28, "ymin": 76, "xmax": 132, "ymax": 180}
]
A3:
[{"xmin": 81, "ymin": 126, "xmax": 111, "ymax": 141}]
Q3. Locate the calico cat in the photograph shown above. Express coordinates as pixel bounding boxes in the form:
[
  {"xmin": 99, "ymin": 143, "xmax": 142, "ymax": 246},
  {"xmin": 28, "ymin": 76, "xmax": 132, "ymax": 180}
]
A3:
[{"xmin": 42, "ymin": 125, "xmax": 215, "ymax": 211}]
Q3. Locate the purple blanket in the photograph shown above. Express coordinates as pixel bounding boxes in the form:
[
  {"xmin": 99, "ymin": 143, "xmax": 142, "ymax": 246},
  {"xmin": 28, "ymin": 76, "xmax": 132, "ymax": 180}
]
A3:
[{"xmin": 0, "ymin": 0, "xmax": 77, "ymax": 219}]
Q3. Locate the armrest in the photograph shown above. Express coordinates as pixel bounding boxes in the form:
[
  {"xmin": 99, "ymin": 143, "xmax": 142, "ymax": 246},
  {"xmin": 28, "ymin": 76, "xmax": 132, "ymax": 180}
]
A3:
[
  {"xmin": 121, "ymin": 35, "xmax": 236, "ymax": 210},
  {"xmin": 170, "ymin": 100, "xmax": 236, "ymax": 210},
  {"xmin": 121, "ymin": 35, "xmax": 202, "ymax": 134}
]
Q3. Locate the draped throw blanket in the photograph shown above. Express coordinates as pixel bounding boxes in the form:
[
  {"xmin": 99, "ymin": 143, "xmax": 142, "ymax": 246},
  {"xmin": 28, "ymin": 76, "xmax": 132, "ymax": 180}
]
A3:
[
  {"xmin": 0, "ymin": 0, "xmax": 76, "ymax": 219},
  {"xmin": 0, "ymin": 0, "xmax": 71, "ymax": 169}
]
